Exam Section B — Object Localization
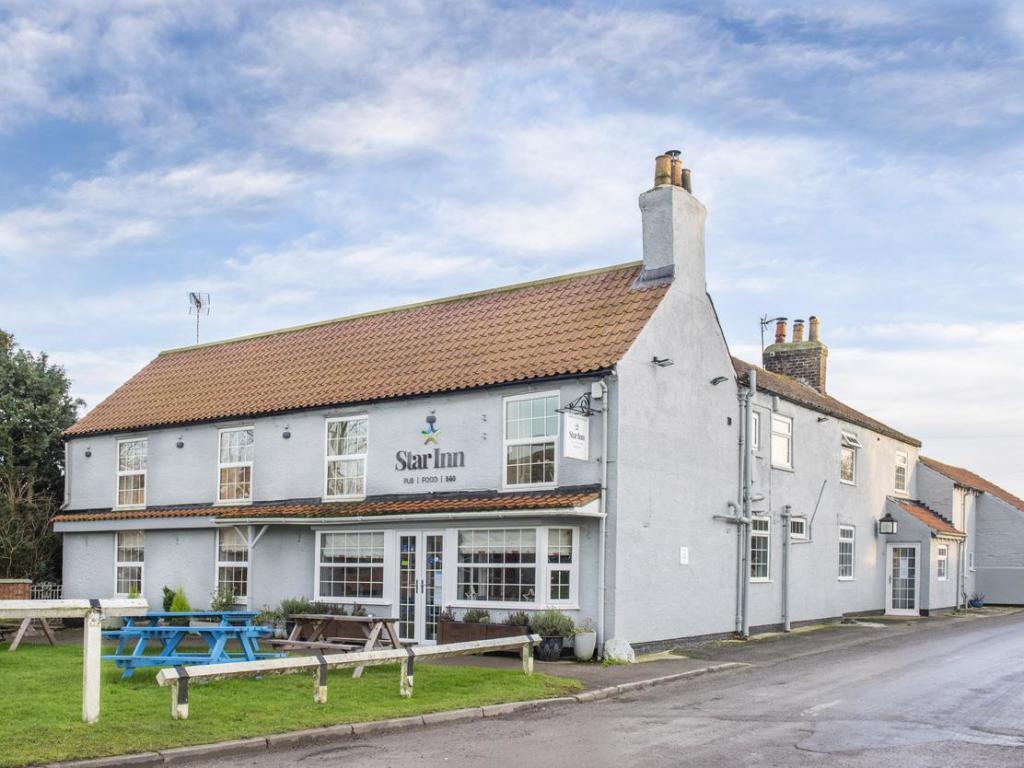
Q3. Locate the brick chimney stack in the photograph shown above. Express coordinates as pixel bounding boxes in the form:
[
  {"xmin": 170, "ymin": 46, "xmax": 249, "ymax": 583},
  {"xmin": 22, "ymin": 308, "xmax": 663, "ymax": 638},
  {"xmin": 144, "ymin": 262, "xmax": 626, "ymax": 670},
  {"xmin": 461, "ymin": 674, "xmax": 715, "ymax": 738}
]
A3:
[{"xmin": 763, "ymin": 314, "xmax": 828, "ymax": 393}]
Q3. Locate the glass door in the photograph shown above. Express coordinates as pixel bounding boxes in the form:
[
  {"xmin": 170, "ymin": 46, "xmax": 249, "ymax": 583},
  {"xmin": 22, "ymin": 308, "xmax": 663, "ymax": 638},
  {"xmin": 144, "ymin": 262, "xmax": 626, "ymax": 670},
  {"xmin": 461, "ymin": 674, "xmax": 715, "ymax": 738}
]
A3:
[
  {"xmin": 886, "ymin": 543, "xmax": 919, "ymax": 615},
  {"xmin": 397, "ymin": 531, "xmax": 445, "ymax": 644}
]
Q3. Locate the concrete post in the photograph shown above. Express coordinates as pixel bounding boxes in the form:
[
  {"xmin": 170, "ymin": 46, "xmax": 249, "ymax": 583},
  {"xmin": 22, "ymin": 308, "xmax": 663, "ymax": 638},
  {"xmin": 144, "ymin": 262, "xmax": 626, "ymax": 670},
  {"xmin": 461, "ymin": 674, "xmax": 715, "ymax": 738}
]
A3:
[
  {"xmin": 399, "ymin": 656, "xmax": 413, "ymax": 698},
  {"xmin": 170, "ymin": 679, "xmax": 189, "ymax": 720},
  {"xmin": 82, "ymin": 609, "xmax": 102, "ymax": 724},
  {"xmin": 313, "ymin": 663, "xmax": 328, "ymax": 704},
  {"xmin": 521, "ymin": 643, "xmax": 534, "ymax": 675}
]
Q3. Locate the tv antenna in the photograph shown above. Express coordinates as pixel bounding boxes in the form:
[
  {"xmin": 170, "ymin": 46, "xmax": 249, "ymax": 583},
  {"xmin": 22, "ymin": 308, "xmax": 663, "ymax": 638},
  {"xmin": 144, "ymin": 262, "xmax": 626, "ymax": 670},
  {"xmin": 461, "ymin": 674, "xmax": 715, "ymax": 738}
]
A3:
[
  {"xmin": 187, "ymin": 292, "xmax": 211, "ymax": 344},
  {"xmin": 759, "ymin": 314, "xmax": 787, "ymax": 355}
]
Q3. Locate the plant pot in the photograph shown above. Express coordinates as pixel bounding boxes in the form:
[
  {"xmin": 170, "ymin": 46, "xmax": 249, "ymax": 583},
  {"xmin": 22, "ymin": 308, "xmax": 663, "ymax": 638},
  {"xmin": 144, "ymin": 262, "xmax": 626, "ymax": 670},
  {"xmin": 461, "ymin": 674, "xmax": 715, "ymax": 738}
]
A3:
[
  {"xmin": 969, "ymin": 599, "xmax": 984, "ymax": 608},
  {"xmin": 536, "ymin": 636, "xmax": 564, "ymax": 662},
  {"xmin": 573, "ymin": 631, "xmax": 597, "ymax": 661}
]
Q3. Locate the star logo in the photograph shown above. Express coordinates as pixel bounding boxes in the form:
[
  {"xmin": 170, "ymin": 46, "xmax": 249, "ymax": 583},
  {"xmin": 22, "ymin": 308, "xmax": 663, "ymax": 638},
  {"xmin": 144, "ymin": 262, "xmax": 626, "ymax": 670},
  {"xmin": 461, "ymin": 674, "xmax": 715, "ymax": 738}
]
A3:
[{"xmin": 422, "ymin": 412, "xmax": 440, "ymax": 445}]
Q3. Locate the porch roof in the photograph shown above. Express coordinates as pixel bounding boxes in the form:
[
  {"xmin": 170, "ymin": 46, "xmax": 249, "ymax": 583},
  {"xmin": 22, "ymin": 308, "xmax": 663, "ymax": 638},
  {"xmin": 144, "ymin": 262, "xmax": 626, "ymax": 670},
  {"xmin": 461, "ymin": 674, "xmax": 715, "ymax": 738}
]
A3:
[
  {"xmin": 889, "ymin": 498, "xmax": 964, "ymax": 539},
  {"xmin": 52, "ymin": 487, "xmax": 602, "ymax": 524}
]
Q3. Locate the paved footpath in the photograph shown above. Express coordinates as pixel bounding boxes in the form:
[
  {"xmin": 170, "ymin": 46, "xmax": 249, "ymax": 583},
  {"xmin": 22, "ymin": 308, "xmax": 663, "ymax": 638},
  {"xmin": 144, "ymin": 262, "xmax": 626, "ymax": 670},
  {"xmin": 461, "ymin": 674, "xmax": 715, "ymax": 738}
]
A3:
[{"xmin": 190, "ymin": 611, "xmax": 1024, "ymax": 768}]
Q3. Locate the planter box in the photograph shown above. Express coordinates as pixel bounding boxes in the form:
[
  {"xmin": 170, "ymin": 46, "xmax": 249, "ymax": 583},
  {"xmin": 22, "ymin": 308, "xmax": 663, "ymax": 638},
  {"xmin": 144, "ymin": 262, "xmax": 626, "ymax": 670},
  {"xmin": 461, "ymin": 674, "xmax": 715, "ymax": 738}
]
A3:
[
  {"xmin": 298, "ymin": 617, "xmax": 373, "ymax": 642},
  {"xmin": 438, "ymin": 620, "xmax": 527, "ymax": 645}
]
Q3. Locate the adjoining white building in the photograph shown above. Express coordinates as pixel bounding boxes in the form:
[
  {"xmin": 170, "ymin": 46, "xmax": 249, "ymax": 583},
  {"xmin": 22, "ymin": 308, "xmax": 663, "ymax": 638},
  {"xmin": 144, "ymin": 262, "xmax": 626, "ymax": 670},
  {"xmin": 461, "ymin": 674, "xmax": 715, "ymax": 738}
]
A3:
[{"xmin": 54, "ymin": 152, "xmax": 1001, "ymax": 652}]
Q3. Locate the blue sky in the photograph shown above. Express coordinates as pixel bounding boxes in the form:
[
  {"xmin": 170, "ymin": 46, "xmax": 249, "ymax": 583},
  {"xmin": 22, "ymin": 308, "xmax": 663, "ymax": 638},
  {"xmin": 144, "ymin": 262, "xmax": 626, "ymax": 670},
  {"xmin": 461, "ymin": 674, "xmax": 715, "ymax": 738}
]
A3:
[{"xmin": 1, "ymin": 1, "xmax": 1022, "ymax": 493}]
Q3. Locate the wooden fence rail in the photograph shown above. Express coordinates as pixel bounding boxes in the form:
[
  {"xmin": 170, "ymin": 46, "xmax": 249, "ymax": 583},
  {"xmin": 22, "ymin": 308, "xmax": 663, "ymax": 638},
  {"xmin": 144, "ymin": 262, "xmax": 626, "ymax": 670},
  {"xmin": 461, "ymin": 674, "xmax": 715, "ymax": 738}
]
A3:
[
  {"xmin": 0, "ymin": 598, "xmax": 148, "ymax": 724},
  {"xmin": 156, "ymin": 633, "xmax": 542, "ymax": 720}
]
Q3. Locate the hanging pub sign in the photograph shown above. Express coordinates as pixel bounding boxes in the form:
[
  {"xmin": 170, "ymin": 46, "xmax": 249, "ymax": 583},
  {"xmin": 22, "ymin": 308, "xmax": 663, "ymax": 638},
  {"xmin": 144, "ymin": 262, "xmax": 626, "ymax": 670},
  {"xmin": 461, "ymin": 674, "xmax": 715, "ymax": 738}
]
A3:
[{"xmin": 563, "ymin": 411, "xmax": 590, "ymax": 461}]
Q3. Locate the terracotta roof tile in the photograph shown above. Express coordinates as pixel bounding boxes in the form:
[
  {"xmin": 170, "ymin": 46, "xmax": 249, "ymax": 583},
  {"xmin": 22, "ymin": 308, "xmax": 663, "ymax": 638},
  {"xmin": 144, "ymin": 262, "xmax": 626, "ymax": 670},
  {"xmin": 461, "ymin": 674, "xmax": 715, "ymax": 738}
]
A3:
[
  {"xmin": 67, "ymin": 263, "xmax": 667, "ymax": 436},
  {"xmin": 919, "ymin": 456, "xmax": 1024, "ymax": 513},
  {"xmin": 891, "ymin": 498, "xmax": 964, "ymax": 538},
  {"xmin": 52, "ymin": 489, "xmax": 601, "ymax": 523},
  {"xmin": 732, "ymin": 357, "xmax": 920, "ymax": 446}
]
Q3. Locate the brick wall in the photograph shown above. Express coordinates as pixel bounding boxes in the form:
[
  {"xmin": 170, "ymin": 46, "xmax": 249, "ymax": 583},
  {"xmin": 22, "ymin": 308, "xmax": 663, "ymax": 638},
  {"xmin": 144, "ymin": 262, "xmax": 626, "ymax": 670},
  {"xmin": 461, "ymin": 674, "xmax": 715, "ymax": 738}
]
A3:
[
  {"xmin": 763, "ymin": 342, "xmax": 828, "ymax": 393},
  {"xmin": 0, "ymin": 579, "xmax": 31, "ymax": 599}
]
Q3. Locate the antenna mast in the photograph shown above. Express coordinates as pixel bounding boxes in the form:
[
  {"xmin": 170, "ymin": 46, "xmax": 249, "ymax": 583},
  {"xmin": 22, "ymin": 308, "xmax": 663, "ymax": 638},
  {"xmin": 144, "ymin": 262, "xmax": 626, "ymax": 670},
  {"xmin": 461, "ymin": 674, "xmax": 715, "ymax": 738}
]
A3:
[{"xmin": 188, "ymin": 292, "xmax": 211, "ymax": 344}]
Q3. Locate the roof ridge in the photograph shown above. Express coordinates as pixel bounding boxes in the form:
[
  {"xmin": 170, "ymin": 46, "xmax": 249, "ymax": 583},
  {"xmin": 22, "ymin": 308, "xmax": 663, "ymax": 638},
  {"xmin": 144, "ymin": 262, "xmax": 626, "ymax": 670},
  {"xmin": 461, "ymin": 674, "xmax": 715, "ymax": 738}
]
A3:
[
  {"xmin": 159, "ymin": 260, "xmax": 643, "ymax": 357},
  {"xmin": 920, "ymin": 455, "xmax": 1024, "ymax": 512}
]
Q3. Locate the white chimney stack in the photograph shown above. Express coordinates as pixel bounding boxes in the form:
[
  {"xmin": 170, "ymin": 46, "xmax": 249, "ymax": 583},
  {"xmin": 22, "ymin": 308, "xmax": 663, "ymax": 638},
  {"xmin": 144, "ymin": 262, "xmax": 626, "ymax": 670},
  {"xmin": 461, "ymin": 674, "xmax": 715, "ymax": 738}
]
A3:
[{"xmin": 638, "ymin": 151, "xmax": 707, "ymax": 295}]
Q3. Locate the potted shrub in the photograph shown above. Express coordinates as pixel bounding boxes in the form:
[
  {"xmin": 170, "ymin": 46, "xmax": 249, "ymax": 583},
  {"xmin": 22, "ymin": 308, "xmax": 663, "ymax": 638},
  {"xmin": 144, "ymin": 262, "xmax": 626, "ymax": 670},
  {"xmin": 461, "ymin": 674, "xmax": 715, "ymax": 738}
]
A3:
[
  {"xmin": 437, "ymin": 606, "xmax": 527, "ymax": 644},
  {"xmin": 462, "ymin": 608, "xmax": 491, "ymax": 624},
  {"xmin": 168, "ymin": 587, "xmax": 191, "ymax": 626},
  {"xmin": 279, "ymin": 597, "xmax": 313, "ymax": 636},
  {"xmin": 531, "ymin": 610, "xmax": 574, "ymax": 662},
  {"xmin": 573, "ymin": 618, "xmax": 597, "ymax": 661},
  {"xmin": 209, "ymin": 586, "xmax": 236, "ymax": 612},
  {"xmin": 969, "ymin": 592, "xmax": 986, "ymax": 609},
  {"xmin": 506, "ymin": 611, "xmax": 531, "ymax": 631}
]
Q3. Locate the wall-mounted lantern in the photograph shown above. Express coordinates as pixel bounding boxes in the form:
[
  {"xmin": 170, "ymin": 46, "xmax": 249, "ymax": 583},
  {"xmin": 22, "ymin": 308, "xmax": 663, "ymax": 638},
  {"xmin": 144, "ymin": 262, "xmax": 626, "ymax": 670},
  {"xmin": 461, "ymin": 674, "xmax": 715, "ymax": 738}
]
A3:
[
  {"xmin": 878, "ymin": 513, "xmax": 898, "ymax": 536},
  {"xmin": 84, "ymin": 447, "xmax": 92, "ymax": 458},
  {"xmin": 282, "ymin": 425, "xmax": 291, "ymax": 439},
  {"xmin": 176, "ymin": 436, "xmax": 184, "ymax": 449}
]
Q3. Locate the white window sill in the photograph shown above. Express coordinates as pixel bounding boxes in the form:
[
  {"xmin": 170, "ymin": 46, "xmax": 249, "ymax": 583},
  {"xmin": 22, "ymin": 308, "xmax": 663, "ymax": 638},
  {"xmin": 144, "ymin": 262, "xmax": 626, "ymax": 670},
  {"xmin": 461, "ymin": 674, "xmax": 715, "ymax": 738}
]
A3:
[
  {"xmin": 839, "ymin": 479, "xmax": 856, "ymax": 487},
  {"xmin": 321, "ymin": 495, "xmax": 368, "ymax": 503},
  {"xmin": 771, "ymin": 465, "xmax": 794, "ymax": 473},
  {"xmin": 313, "ymin": 597, "xmax": 391, "ymax": 606},
  {"xmin": 113, "ymin": 505, "xmax": 146, "ymax": 511},
  {"xmin": 838, "ymin": 577, "xmax": 855, "ymax": 582},
  {"xmin": 749, "ymin": 578, "xmax": 772, "ymax": 584},
  {"xmin": 501, "ymin": 483, "xmax": 557, "ymax": 493},
  {"xmin": 214, "ymin": 500, "xmax": 252, "ymax": 507}
]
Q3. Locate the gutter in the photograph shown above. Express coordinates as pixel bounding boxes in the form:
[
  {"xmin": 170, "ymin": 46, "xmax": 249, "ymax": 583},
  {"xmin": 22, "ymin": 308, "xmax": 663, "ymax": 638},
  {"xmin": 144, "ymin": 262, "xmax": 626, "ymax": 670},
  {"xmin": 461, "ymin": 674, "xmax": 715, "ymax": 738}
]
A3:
[{"xmin": 214, "ymin": 506, "xmax": 606, "ymax": 527}]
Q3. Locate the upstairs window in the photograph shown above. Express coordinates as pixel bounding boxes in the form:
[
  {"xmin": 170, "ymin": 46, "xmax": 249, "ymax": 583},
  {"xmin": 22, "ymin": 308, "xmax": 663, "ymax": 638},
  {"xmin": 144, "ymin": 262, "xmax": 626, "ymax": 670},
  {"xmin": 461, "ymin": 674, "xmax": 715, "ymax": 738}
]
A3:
[
  {"xmin": 750, "ymin": 517, "xmax": 770, "ymax": 581},
  {"xmin": 750, "ymin": 410, "xmax": 761, "ymax": 451},
  {"xmin": 789, "ymin": 517, "xmax": 808, "ymax": 540},
  {"xmin": 894, "ymin": 451, "xmax": 909, "ymax": 493},
  {"xmin": 840, "ymin": 431, "xmax": 861, "ymax": 485},
  {"xmin": 116, "ymin": 439, "xmax": 147, "ymax": 508},
  {"xmin": 325, "ymin": 417, "xmax": 368, "ymax": 499},
  {"xmin": 936, "ymin": 544, "xmax": 948, "ymax": 580},
  {"xmin": 838, "ymin": 525, "xmax": 855, "ymax": 580},
  {"xmin": 115, "ymin": 530, "xmax": 144, "ymax": 595},
  {"xmin": 218, "ymin": 428, "xmax": 254, "ymax": 503},
  {"xmin": 771, "ymin": 414, "xmax": 793, "ymax": 469},
  {"xmin": 504, "ymin": 393, "xmax": 559, "ymax": 487},
  {"xmin": 216, "ymin": 527, "xmax": 250, "ymax": 602}
]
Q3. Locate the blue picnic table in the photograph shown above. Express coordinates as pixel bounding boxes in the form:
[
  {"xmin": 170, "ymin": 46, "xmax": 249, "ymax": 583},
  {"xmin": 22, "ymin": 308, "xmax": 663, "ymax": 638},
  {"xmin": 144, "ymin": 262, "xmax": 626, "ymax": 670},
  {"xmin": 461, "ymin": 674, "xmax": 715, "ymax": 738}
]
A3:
[{"xmin": 103, "ymin": 611, "xmax": 283, "ymax": 678}]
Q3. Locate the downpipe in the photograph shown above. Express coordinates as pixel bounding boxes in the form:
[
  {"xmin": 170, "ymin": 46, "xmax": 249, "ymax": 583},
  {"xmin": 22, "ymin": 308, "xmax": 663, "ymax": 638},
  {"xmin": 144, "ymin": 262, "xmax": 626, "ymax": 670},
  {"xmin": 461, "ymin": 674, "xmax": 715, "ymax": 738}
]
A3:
[
  {"xmin": 781, "ymin": 504, "xmax": 791, "ymax": 632},
  {"xmin": 740, "ymin": 368, "xmax": 756, "ymax": 639},
  {"xmin": 596, "ymin": 377, "xmax": 610, "ymax": 658}
]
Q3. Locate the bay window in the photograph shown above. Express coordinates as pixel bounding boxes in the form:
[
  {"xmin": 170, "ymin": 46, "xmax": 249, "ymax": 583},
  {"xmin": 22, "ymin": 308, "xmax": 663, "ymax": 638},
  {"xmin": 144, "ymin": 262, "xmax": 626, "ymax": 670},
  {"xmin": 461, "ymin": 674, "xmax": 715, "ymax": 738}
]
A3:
[
  {"xmin": 218, "ymin": 427, "xmax": 254, "ymax": 503},
  {"xmin": 325, "ymin": 416, "xmax": 368, "ymax": 499},
  {"xmin": 504, "ymin": 393, "xmax": 559, "ymax": 487},
  {"xmin": 317, "ymin": 531, "xmax": 384, "ymax": 600},
  {"xmin": 216, "ymin": 527, "xmax": 250, "ymax": 601},
  {"xmin": 116, "ymin": 438, "xmax": 147, "ymax": 508},
  {"xmin": 115, "ymin": 530, "xmax": 144, "ymax": 595}
]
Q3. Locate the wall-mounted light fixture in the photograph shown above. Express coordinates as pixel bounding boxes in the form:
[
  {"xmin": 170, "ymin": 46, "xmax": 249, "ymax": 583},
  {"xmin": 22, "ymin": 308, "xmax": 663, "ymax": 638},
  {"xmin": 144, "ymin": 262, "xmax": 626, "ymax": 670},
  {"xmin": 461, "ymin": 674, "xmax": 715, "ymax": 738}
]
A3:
[
  {"xmin": 84, "ymin": 447, "xmax": 92, "ymax": 458},
  {"xmin": 878, "ymin": 513, "xmax": 898, "ymax": 536},
  {"xmin": 817, "ymin": 416, "xmax": 829, "ymax": 423},
  {"xmin": 282, "ymin": 425, "xmax": 291, "ymax": 439},
  {"xmin": 176, "ymin": 436, "xmax": 184, "ymax": 449},
  {"xmin": 710, "ymin": 376, "xmax": 728, "ymax": 385},
  {"xmin": 652, "ymin": 356, "xmax": 674, "ymax": 368}
]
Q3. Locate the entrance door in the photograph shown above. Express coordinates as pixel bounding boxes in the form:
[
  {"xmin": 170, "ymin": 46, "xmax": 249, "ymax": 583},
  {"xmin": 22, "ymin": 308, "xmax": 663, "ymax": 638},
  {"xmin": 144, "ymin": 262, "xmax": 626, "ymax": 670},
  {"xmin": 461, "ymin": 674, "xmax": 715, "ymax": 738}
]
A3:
[
  {"xmin": 397, "ymin": 532, "xmax": 445, "ymax": 644},
  {"xmin": 886, "ymin": 543, "xmax": 920, "ymax": 616}
]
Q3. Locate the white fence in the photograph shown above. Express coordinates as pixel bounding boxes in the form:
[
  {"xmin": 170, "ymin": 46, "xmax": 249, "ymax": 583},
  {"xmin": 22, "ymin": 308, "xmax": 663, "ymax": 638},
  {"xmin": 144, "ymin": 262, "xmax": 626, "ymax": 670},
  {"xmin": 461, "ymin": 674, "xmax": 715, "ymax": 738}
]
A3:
[
  {"xmin": 156, "ymin": 633, "xmax": 541, "ymax": 720},
  {"xmin": 29, "ymin": 582, "xmax": 63, "ymax": 600}
]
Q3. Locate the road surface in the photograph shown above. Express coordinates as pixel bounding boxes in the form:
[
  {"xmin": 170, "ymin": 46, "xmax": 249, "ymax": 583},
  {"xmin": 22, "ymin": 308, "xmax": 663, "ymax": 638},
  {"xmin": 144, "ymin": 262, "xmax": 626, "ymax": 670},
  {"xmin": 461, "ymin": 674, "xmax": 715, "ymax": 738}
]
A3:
[{"xmin": 200, "ymin": 612, "xmax": 1024, "ymax": 767}]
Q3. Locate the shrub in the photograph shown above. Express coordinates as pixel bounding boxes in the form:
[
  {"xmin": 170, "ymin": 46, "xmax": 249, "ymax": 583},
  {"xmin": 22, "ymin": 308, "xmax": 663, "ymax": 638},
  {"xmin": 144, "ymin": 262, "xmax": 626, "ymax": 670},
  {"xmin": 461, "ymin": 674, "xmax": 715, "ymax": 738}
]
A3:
[
  {"xmin": 279, "ymin": 597, "xmax": 313, "ymax": 618},
  {"xmin": 309, "ymin": 602, "xmax": 347, "ymax": 615},
  {"xmin": 462, "ymin": 608, "xmax": 491, "ymax": 624},
  {"xmin": 168, "ymin": 588, "xmax": 191, "ymax": 625},
  {"xmin": 257, "ymin": 606, "xmax": 283, "ymax": 625},
  {"xmin": 506, "ymin": 611, "xmax": 531, "ymax": 627},
  {"xmin": 531, "ymin": 610, "xmax": 574, "ymax": 638},
  {"xmin": 127, "ymin": 586, "xmax": 140, "ymax": 600},
  {"xmin": 162, "ymin": 585, "xmax": 175, "ymax": 612},
  {"xmin": 573, "ymin": 618, "xmax": 596, "ymax": 635},
  {"xmin": 209, "ymin": 586, "xmax": 236, "ymax": 612},
  {"xmin": 438, "ymin": 606, "xmax": 456, "ymax": 623}
]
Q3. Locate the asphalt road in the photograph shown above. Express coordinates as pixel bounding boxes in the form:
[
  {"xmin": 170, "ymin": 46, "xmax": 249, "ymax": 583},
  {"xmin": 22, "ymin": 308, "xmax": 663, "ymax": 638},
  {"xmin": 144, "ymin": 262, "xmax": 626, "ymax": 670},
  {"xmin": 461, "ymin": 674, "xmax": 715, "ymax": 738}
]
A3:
[{"xmin": 202, "ymin": 613, "xmax": 1024, "ymax": 767}]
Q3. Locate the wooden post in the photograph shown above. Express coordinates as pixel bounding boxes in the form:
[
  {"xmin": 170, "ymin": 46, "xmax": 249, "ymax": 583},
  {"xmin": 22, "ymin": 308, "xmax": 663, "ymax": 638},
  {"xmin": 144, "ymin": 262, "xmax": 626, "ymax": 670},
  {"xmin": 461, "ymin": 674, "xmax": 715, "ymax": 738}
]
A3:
[
  {"xmin": 170, "ymin": 677, "xmax": 189, "ymax": 720},
  {"xmin": 313, "ymin": 657, "xmax": 328, "ymax": 704},
  {"xmin": 82, "ymin": 609, "xmax": 102, "ymax": 724},
  {"xmin": 399, "ymin": 655, "xmax": 413, "ymax": 698},
  {"xmin": 521, "ymin": 641, "xmax": 534, "ymax": 676}
]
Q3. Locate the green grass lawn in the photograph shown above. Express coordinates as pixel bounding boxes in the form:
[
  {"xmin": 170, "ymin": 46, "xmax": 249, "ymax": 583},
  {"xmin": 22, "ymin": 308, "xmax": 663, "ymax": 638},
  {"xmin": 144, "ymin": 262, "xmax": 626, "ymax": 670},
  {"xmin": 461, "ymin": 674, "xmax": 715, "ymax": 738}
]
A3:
[{"xmin": 0, "ymin": 641, "xmax": 580, "ymax": 767}]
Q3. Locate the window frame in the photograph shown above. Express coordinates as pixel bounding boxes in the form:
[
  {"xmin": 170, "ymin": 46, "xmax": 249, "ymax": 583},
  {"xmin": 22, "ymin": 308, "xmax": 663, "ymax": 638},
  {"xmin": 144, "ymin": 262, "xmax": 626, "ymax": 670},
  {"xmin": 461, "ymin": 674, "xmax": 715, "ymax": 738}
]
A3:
[
  {"xmin": 114, "ymin": 437, "xmax": 148, "ymax": 510},
  {"xmin": 968, "ymin": 550, "xmax": 975, "ymax": 571},
  {"xmin": 502, "ymin": 391, "xmax": 560, "ymax": 491},
  {"xmin": 449, "ymin": 525, "xmax": 580, "ymax": 610},
  {"xmin": 323, "ymin": 416, "xmax": 369, "ymax": 501},
  {"xmin": 789, "ymin": 517, "xmax": 808, "ymax": 540},
  {"xmin": 750, "ymin": 410, "xmax": 761, "ymax": 452},
  {"xmin": 838, "ymin": 525, "xmax": 855, "ymax": 581},
  {"xmin": 216, "ymin": 426, "xmax": 255, "ymax": 505},
  {"xmin": 894, "ymin": 450, "xmax": 909, "ymax": 494},
  {"xmin": 936, "ymin": 544, "xmax": 948, "ymax": 581},
  {"xmin": 314, "ymin": 529, "xmax": 389, "ymax": 605},
  {"xmin": 114, "ymin": 530, "xmax": 145, "ymax": 596},
  {"xmin": 840, "ymin": 431, "xmax": 860, "ymax": 485},
  {"xmin": 214, "ymin": 526, "xmax": 251, "ymax": 604},
  {"xmin": 770, "ymin": 414, "xmax": 793, "ymax": 470},
  {"xmin": 750, "ymin": 516, "xmax": 771, "ymax": 582}
]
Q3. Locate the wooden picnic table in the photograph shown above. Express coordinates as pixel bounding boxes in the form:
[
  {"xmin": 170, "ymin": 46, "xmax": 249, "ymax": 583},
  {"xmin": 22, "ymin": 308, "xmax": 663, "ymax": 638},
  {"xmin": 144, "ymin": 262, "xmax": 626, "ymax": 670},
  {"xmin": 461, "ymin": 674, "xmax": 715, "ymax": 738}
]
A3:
[
  {"xmin": 5, "ymin": 617, "xmax": 57, "ymax": 651},
  {"xmin": 103, "ymin": 611, "xmax": 281, "ymax": 678},
  {"xmin": 270, "ymin": 613, "xmax": 405, "ymax": 678}
]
